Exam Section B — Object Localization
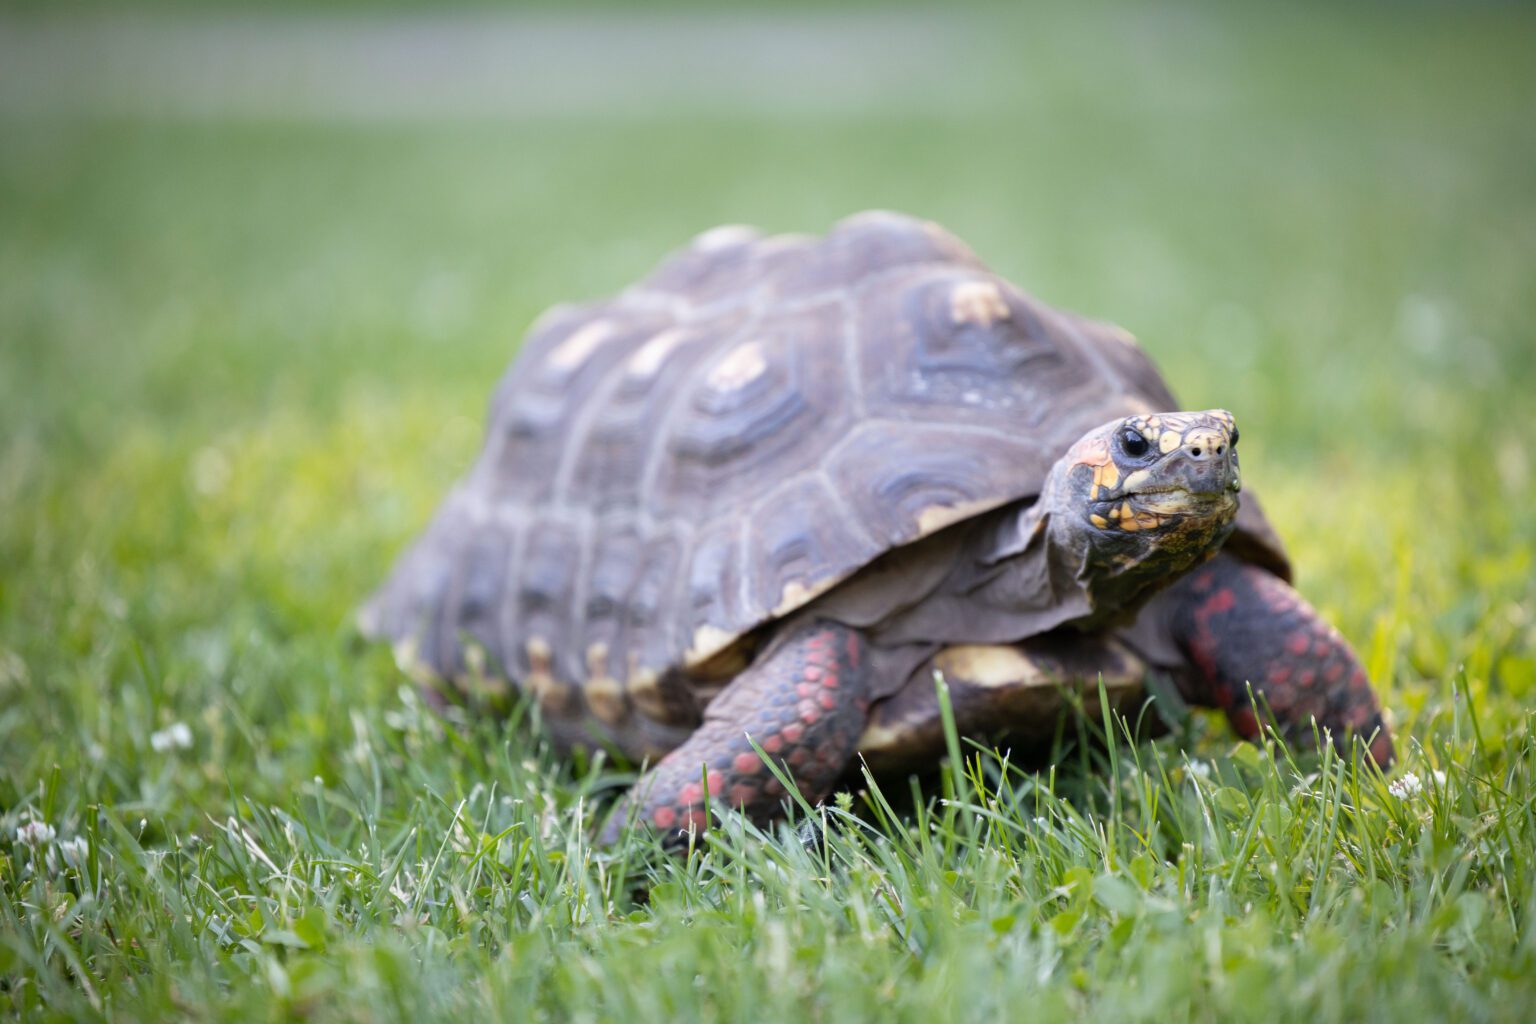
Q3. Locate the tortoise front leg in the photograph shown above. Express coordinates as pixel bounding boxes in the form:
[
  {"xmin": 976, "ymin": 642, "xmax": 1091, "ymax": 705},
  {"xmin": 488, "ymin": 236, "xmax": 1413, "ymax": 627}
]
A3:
[
  {"xmin": 601, "ymin": 619, "xmax": 872, "ymax": 843},
  {"xmin": 1167, "ymin": 553, "xmax": 1394, "ymax": 766}
]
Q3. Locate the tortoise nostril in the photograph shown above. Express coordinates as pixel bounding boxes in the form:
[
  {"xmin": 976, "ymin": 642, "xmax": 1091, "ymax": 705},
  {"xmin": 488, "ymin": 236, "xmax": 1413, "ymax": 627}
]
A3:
[{"xmin": 1191, "ymin": 446, "xmax": 1202, "ymax": 458}]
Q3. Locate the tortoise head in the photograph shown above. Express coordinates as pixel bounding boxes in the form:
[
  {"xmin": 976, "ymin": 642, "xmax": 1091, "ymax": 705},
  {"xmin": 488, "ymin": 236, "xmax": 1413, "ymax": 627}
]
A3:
[{"xmin": 1041, "ymin": 409, "xmax": 1243, "ymax": 621}]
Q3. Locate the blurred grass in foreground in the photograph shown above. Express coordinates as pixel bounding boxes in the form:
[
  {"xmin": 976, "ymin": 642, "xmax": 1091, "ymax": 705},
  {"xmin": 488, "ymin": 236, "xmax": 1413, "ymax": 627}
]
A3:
[{"xmin": 2, "ymin": 2, "xmax": 1535, "ymax": 1020}]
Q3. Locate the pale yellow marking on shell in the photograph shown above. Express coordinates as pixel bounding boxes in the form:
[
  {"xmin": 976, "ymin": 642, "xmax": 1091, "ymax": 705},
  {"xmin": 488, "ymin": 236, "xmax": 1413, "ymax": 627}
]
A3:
[
  {"xmin": 856, "ymin": 719, "xmax": 907, "ymax": 754},
  {"xmin": 1159, "ymin": 430, "xmax": 1183, "ymax": 454},
  {"xmin": 686, "ymin": 623, "xmax": 739, "ymax": 667},
  {"xmin": 1099, "ymin": 461, "xmax": 1120, "ymax": 490},
  {"xmin": 1121, "ymin": 468, "xmax": 1152, "ymax": 492},
  {"xmin": 706, "ymin": 340, "xmax": 768, "ymax": 391},
  {"xmin": 948, "ymin": 280, "xmax": 1011, "ymax": 328},
  {"xmin": 583, "ymin": 643, "xmax": 627, "ymax": 724},
  {"xmin": 625, "ymin": 328, "xmax": 688, "ymax": 379},
  {"xmin": 916, "ymin": 498, "xmax": 999, "ymax": 535},
  {"xmin": 547, "ymin": 320, "xmax": 614, "ymax": 373},
  {"xmin": 1090, "ymin": 513, "xmax": 1110, "ymax": 530},
  {"xmin": 772, "ymin": 576, "xmax": 840, "ymax": 617},
  {"xmin": 934, "ymin": 645, "xmax": 1046, "ymax": 690},
  {"xmin": 693, "ymin": 224, "xmax": 758, "ymax": 251},
  {"xmin": 524, "ymin": 637, "xmax": 571, "ymax": 712},
  {"xmin": 391, "ymin": 636, "xmax": 436, "ymax": 686},
  {"xmin": 625, "ymin": 664, "xmax": 671, "ymax": 720}
]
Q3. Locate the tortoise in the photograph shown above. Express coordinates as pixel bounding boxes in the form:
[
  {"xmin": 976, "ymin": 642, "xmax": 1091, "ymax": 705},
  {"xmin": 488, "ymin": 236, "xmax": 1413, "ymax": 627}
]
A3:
[{"xmin": 360, "ymin": 211, "xmax": 1393, "ymax": 839}]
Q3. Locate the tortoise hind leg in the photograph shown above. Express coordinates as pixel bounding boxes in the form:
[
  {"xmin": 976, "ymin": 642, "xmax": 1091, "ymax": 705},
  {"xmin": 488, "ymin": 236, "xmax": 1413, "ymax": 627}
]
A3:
[
  {"xmin": 1167, "ymin": 553, "xmax": 1394, "ymax": 766},
  {"xmin": 601, "ymin": 619, "xmax": 872, "ymax": 843}
]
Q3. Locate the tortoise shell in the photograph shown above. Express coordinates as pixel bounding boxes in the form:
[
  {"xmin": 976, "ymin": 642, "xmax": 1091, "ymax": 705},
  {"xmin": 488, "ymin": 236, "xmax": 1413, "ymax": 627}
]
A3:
[{"xmin": 361, "ymin": 211, "xmax": 1287, "ymax": 725}]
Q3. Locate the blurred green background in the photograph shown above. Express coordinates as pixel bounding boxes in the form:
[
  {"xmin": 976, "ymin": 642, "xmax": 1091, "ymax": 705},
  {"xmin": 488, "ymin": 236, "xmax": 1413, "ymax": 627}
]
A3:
[{"xmin": 2, "ymin": 1, "xmax": 1534, "ymax": 1019}]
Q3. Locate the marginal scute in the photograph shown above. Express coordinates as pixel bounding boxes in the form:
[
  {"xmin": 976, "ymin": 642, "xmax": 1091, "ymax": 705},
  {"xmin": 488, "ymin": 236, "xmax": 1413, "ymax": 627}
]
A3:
[
  {"xmin": 625, "ymin": 327, "xmax": 690, "ymax": 380},
  {"xmin": 750, "ymin": 473, "xmax": 882, "ymax": 614},
  {"xmin": 546, "ymin": 319, "xmax": 616, "ymax": 375}
]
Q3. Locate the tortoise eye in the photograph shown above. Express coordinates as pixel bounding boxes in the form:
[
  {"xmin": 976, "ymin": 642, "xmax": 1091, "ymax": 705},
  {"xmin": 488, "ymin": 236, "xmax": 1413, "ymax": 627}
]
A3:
[
  {"xmin": 1118, "ymin": 428, "xmax": 1150, "ymax": 458},
  {"xmin": 1230, "ymin": 427, "xmax": 1240, "ymax": 448}
]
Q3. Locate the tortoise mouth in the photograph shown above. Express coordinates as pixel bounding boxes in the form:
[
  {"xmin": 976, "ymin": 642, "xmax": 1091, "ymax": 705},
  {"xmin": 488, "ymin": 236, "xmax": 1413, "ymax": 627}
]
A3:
[
  {"xmin": 1130, "ymin": 486, "xmax": 1236, "ymax": 516},
  {"xmin": 1090, "ymin": 484, "xmax": 1238, "ymax": 525}
]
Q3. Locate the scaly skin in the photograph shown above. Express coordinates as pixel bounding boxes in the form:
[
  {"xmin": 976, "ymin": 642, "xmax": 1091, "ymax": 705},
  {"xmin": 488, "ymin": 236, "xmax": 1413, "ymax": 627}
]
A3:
[
  {"xmin": 601, "ymin": 620, "xmax": 870, "ymax": 842},
  {"xmin": 1169, "ymin": 553, "xmax": 1394, "ymax": 766}
]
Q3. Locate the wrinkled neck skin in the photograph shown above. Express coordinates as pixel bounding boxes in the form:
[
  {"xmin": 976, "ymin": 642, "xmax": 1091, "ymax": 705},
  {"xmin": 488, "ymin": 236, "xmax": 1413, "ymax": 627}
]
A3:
[{"xmin": 985, "ymin": 451, "xmax": 1239, "ymax": 633}]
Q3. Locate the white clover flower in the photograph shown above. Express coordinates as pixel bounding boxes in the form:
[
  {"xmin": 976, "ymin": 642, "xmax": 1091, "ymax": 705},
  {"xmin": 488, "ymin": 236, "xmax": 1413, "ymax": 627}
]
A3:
[
  {"xmin": 16, "ymin": 820, "xmax": 56, "ymax": 847},
  {"xmin": 1388, "ymin": 772, "xmax": 1423, "ymax": 799},
  {"xmin": 1186, "ymin": 760, "xmax": 1212, "ymax": 780},
  {"xmin": 150, "ymin": 722, "xmax": 193, "ymax": 752},
  {"xmin": 59, "ymin": 836, "xmax": 89, "ymax": 868}
]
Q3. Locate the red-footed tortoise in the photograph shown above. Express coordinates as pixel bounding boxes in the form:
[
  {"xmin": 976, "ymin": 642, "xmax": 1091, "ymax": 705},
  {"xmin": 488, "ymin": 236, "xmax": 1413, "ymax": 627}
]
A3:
[{"xmin": 360, "ymin": 211, "xmax": 1393, "ymax": 840}]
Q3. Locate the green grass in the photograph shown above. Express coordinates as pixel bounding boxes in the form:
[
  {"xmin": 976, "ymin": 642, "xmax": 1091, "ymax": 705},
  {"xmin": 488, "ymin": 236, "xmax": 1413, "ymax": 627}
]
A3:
[{"xmin": 3, "ymin": 2, "xmax": 1536, "ymax": 1020}]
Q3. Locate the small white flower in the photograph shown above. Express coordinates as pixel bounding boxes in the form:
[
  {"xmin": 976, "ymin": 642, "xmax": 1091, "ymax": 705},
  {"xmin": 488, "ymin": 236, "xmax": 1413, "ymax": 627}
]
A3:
[
  {"xmin": 150, "ymin": 722, "xmax": 193, "ymax": 752},
  {"xmin": 16, "ymin": 820, "xmax": 56, "ymax": 847},
  {"xmin": 1186, "ymin": 760, "xmax": 1212, "ymax": 780},
  {"xmin": 1388, "ymin": 772, "xmax": 1423, "ymax": 800},
  {"xmin": 1432, "ymin": 770, "xmax": 1448, "ymax": 788},
  {"xmin": 59, "ymin": 835, "xmax": 89, "ymax": 868}
]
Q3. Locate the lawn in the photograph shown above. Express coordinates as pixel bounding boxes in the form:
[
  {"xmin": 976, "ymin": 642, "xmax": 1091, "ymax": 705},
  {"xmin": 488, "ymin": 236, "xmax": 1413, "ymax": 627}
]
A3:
[{"xmin": 3, "ymin": 2, "xmax": 1535, "ymax": 1020}]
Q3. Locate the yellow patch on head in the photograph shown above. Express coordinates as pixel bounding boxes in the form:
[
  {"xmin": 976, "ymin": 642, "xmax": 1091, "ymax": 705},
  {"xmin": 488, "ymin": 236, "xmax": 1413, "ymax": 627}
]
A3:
[
  {"xmin": 1159, "ymin": 431, "xmax": 1182, "ymax": 454},
  {"xmin": 1090, "ymin": 513, "xmax": 1110, "ymax": 530},
  {"xmin": 1119, "ymin": 516, "xmax": 1140, "ymax": 532},
  {"xmin": 1121, "ymin": 468, "xmax": 1151, "ymax": 493},
  {"xmin": 1099, "ymin": 461, "xmax": 1120, "ymax": 490},
  {"xmin": 948, "ymin": 280, "xmax": 1011, "ymax": 328}
]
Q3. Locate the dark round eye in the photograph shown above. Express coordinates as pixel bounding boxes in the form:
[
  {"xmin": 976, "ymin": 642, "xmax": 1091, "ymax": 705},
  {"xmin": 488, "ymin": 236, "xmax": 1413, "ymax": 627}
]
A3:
[
  {"xmin": 1230, "ymin": 427, "xmax": 1240, "ymax": 448},
  {"xmin": 1119, "ymin": 428, "xmax": 1150, "ymax": 458}
]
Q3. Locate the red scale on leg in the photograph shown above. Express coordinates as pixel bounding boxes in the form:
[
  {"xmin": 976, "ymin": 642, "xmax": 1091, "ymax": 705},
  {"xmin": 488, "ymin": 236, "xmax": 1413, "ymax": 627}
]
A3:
[
  {"xmin": 1169, "ymin": 555, "xmax": 1394, "ymax": 769},
  {"xmin": 604, "ymin": 619, "xmax": 875, "ymax": 844}
]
